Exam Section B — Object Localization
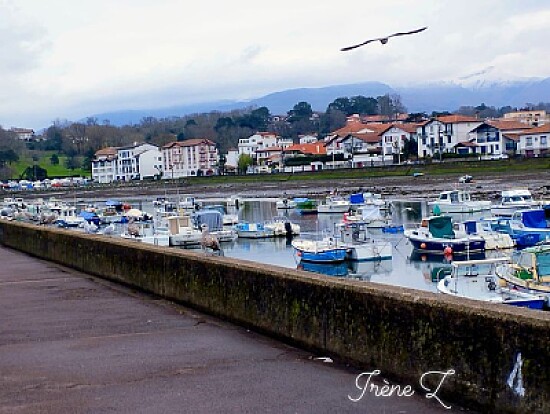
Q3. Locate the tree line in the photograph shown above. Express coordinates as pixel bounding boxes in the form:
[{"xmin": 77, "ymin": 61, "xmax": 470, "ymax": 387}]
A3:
[{"xmin": 1, "ymin": 95, "xmax": 548, "ymax": 180}]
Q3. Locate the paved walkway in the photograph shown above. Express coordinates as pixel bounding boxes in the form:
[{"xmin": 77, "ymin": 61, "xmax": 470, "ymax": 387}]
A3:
[{"xmin": 0, "ymin": 245, "xmax": 456, "ymax": 413}]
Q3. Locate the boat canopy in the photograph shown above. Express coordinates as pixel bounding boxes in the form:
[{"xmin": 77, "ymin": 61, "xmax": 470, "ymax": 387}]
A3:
[
  {"xmin": 193, "ymin": 210, "xmax": 223, "ymax": 231},
  {"xmin": 350, "ymin": 193, "xmax": 364, "ymax": 204},
  {"xmin": 520, "ymin": 209, "xmax": 547, "ymax": 229},
  {"xmin": 429, "ymin": 216, "xmax": 455, "ymax": 238}
]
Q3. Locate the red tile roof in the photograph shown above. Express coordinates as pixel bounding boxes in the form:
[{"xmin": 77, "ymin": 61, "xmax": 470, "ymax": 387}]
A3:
[
  {"xmin": 95, "ymin": 147, "xmax": 118, "ymax": 156},
  {"xmin": 437, "ymin": 115, "xmax": 480, "ymax": 124},
  {"xmin": 518, "ymin": 123, "xmax": 550, "ymax": 135},
  {"xmin": 163, "ymin": 139, "xmax": 216, "ymax": 149},
  {"xmin": 486, "ymin": 120, "xmax": 533, "ymax": 131},
  {"xmin": 283, "ymin": 142, "xmax": 326, "ymax": 155}
]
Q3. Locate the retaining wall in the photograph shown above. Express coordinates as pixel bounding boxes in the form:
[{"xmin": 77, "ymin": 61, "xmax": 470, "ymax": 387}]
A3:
[{"xmin": 0, "ymin": 221, "xmax": 548, "ymax": 413}]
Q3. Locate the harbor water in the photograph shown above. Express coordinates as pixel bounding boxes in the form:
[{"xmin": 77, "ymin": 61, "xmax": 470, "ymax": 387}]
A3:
[{"xmin": 100, "ymin": 197, "xmax": 506, "ymax": 295}]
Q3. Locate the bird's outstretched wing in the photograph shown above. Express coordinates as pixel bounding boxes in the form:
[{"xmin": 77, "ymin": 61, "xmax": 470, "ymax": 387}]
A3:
[
  {"xmin": 340, "ymin": 26, "xmax": 427, "ymax": 51},
  {"xmin": 340, "ymin": 38, "xmax": 382, "ymax": 51},
  {"xmin": 387, "ymin": 26, "xmax": 428, "ymax": 39}
]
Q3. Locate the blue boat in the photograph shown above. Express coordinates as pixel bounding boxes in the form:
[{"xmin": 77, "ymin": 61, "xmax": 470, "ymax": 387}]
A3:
[
  {"xmin": 291, "ymin": 237, "xmax": 348, "ymax": 263},
  {"xmin": 404, "ymin": 215, "xmax": 485, "ymax": 255},
  {"xmin": 509, "ymin": 209, "xmax": 550, "ymax": 244}
]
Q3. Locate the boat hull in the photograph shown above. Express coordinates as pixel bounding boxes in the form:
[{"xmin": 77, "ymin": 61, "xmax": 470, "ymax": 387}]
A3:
[
  {"xmin": 407, "ymin": 234, "xmax": 485, "ymax": 255},
  {"xmin": 296, "ymin": 248, "xmax": 348, "ymax": 263}
]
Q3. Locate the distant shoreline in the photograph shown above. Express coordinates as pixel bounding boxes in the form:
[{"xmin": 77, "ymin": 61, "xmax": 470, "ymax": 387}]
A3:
[{"xmin": 7, "ymin": 168, "xmax": 550, "ymax": 202}]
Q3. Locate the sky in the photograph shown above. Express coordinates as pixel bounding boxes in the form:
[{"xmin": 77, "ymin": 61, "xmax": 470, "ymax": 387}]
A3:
[{"xmin": 1, "ymin": 0, "xmax": 550, "ymax": 130}]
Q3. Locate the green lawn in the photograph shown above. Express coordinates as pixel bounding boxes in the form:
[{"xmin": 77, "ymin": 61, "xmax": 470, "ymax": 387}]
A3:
[{"xmin": 11, "ymin": 152, "xmax": 89, "ymax": 179}]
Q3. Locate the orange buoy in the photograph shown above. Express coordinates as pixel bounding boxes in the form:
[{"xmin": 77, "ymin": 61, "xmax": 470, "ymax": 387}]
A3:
[
  {"xmin": 420, "ymin": 242, "xmax": 427, "ymax": 249},
  {"xmin": 443, "ymin": 246, "xmax": 453, "ymax": 255}
]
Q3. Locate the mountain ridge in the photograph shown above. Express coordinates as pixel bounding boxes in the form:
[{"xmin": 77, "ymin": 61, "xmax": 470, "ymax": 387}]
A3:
[{"xmin": 89, "ymin": 78, "xmax": 550, "ymax": 126}]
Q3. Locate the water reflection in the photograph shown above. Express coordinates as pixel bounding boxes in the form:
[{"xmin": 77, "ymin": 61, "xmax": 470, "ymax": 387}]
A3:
[
  {"xmin": 79, "ymin": 196, "xmax": 515, "ymax": 294},
  {"xmin": 297, "ymin": 259, "xmax": 393, "ymax": 281}
]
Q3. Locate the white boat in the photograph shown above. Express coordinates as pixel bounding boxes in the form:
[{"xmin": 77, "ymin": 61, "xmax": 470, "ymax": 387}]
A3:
[
  {"xmin": 164, "ymin": 215, "xmax": 203, "ymax": 247},
  {"xmin": 275, "ymin": 198, "xmax": 297, "ymax": 210},
  {"xmin": 317, "ymin": 196, "xmax": 351, "ymax": 214},
  {"xmin": 453, "ymin": 220, "xmax": 515, "ymax": 250},
  {"xmin": 337, "ymin": 221, "xmax": 392, "ymax": 261},
  {"xmin": 120, "ymin": 222, "xmax": 170, "ymax": 246},
  {"xmin": 343, "ymin": 204, "xmax": 391, "ymax": 228},
  {"xmin": 491, "ymin": 189, "xmax": 541, "ymax": 217},
  {"xmin": 437, "ymin": 257, "xmax": 545, "ymax": 309},
  {"xmin": 52, "ymin": 204, "xmax": 85, "ymax": 228},
  {"xmin": 264, "ymin": 216, "xmax": 300, "ymax": 237},
  {"xmin": 428, "ymin": 190, "xmax": 491, "ymax": 214},
  {"xmin": 179, "ymin": 196, "xmax": 200, "ymax": 212},
  {"xmin": 234, "ymin": 222, "xmax": 273, "ymax": 238}
]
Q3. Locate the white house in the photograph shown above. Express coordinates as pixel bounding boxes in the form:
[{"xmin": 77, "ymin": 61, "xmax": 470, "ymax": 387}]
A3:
[
  {"xmin": 416, "ymin": 115, "xmax": 482, "ymax": 158},
  {"xmin": 10, "ymin": 128, "xmax": 35, "ymax": 141},
  {"xmin": 325, "ymin": 122, "xmax": 391, "ymax": 167},
  {"xmin": 224, "ymin": 148, "xmax": 239, "ymax": 173},
  {"xmin": 467, "ymin": 120, "xmax": 532, "ymax": 158},
  {"xmin": 91, "ymin": 147, "xmax": 118, "ymax": 184},
  {"xmin": 516, "ymin": 124, "xmax": 550, "ymax": 157},
  {"xmin": 299, "ymin": 134, "xmax": 318, "ymax": 144},
  {"xmin": 116, "ymin": 143, "xmax": 163, "ymax": 181},
  {"xmin": 380, "ymin": 124, "xmax": 418, "ymax": 163},
  {"xmin": 162, "ymin": 138, "xmax": 218, "ymax": 178},
  {"xmin": 91, "ymin": 143, "xmax": 163, "ymax": 183},
  {"xmin": 238, "ymin": 132, "xmax": 278, "ymax": 157}
]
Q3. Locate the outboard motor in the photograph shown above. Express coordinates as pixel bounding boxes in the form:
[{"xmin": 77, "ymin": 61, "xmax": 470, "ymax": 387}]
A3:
[{"xmin": 284, "ymin": 221, "xmax": 293, "ymax": 239}]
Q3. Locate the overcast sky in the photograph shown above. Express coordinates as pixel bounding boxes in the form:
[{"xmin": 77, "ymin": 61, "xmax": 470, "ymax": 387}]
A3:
[{"xmin": 1, "ymin": 0, "xmax": 550, "ymax": 129}]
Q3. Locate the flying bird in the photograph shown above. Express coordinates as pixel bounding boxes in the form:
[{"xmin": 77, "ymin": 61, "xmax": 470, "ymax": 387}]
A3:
[{"xmin": 340, "ymin": 26, "xmax": 427, "ymax": 51}]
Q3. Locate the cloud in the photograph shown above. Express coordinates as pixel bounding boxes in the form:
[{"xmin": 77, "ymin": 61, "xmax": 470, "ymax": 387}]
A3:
[{"xmin": 1, "ymin": 0, "xmax": 550, "ymax": 129}]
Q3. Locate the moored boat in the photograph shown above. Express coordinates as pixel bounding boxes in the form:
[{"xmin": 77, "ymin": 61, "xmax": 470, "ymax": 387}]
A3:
[
  {"xmin": 294, "ymin": 198, "xmax": 318, "ymax": 215},
  {"xmin": 292, "ymin": 237, "xmax": 348, "ymax": 263},
  {"xmin": 495, "ymin": 244, "xmax": 550, "ymax": 307},
  {"xmin": 404, "ymin": 215, "xmax": 485, "ymax": 255},
  {"xmin": 317, "ymin": 196, "xmax": 351, "ymax": 214},
  {"xmin": 491, "ymin": 189, "xmax": 541, "ymax": 217},
  {"xmin": 337, "ymin": 221, "xmax": 392, "ymax": 261},
  {"xmin": 508, "ymin": 209, "xmax": 550, "ymax": 244},
  {"xmin": 437, "ymin": 257, "xmax": 545, "ymax": 309},
  {"xmin": 428, "ymin": 190, "xmax": 491, "ymax": 214},
  {"xmin": 234, "ymin": 222, "xmax": 273, "ymax": 238}
]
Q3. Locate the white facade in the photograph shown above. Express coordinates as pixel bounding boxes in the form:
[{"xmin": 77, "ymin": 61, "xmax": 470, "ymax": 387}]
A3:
[
  {"xmin": 162, "ymin": 139, "xmax": 218, "ymax": 178},
  {"xmin": 417, "ymin": 117, "xmax": 482, "ymax": 158},
  {"xmin": 225, "ymin": 149, "xmax": 239, "ymax": 170},
  {"xmin": 238, "ymin": 133, "xmax": 293, "ymax": 162},
  {"xmin": 517, "ymin": 126, "xmax": 550, "ymax": 157},
  {"xmin": 10, "ymin": 128, "xmax": 35, "ymax": 141},
  {"xmin": 299, "ymin": 135, "xmax": 318, "ymax": 144},
  {"xmin": 380, "ymin": 126, "xmax": 416, "ymax": 163},
  {"xmin": 91, "ymin": 149, "xmax": 117, "ymax": 184},
  {"xmin": 116, "ymin": 143, "xmax": 163, "ymax": 181}
]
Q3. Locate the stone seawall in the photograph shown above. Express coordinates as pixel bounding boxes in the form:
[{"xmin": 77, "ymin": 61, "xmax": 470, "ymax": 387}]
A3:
[{"xmin": 1, "ymin": 221, "xmax": 548, "ymax": 413}]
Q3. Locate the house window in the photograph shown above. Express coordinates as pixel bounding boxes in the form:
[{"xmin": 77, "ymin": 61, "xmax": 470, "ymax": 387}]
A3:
[
  {"xmin": 526, "ymin": 137, "xmax": 533, "ymax": 146},
  {"xmin": 541, "ymin": 136, "xmax": 547, "ymax": 146}
]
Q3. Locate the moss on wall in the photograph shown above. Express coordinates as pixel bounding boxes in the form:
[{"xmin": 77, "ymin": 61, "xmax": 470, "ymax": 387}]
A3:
[{"xmin": 1, "ymin": 221, "xmax": 548, "ymax": 413}]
